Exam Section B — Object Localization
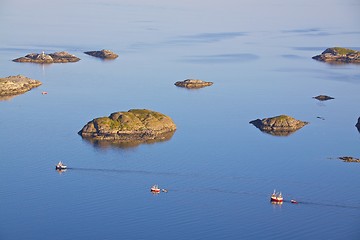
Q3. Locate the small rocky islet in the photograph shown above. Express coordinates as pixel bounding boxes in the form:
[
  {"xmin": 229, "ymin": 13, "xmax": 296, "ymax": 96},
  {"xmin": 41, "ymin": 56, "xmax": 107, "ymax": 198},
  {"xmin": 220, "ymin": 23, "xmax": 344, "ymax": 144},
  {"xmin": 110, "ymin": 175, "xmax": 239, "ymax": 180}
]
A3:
[
  {"xmin": 13, "ymin": 51, "xmax": 80, "ymax": 63},
  {"xmin": 250, "ymin": 115, "xmax": 308, "ymax": 136},
  {"xmin": 0, "ymin": 75, "xmax": 42, "ymax": 97},
  {"xmin": 313, "ymin": 95, "xmax": 334, "ymax": 101},
  {"xmin": 338, "ymin": 156, "xmax": 360, "ymax": 163},
  {"xmin": 356, "ymin": 117, "xmax": 360, "ymax": 132},
  {"xmin": 312, "ymin": 47, "xmax": 360, "ymax": 64},
  {"xmin": 78, "ymin": 109, "xmax": 176, "ymax": 144},
  {"xmin": 84, "ymin": 49, "xmax": 118, "ymax": 59},
  {"xmin": 175, "ymin": 79, "xmax": 213, "ymax": 89}
]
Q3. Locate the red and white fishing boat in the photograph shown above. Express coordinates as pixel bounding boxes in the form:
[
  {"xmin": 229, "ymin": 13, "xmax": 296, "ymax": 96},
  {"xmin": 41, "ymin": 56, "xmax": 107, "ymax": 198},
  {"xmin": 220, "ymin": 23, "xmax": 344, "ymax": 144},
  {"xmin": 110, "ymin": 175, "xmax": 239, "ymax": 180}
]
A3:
[
  {"xmin": 270, "ymin": 190, "xmax": 283, "ymax": 202},
  {"xmin": 290, "ymin": 199, "xmax": 298, "ymax": 204},
  {"xmin": 55, "ymin": 161, "xmax": 67, "ymax": 170},
  {"xmin": 150, "ymin": 185, "xmax": 161, "ymax": 193}
]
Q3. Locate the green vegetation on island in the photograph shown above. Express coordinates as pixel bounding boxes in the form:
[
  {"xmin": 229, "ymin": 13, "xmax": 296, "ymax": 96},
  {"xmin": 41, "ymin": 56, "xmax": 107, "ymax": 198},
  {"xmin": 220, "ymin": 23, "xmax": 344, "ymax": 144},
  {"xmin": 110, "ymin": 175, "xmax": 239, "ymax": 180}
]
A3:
[
  {"xmin": 78, "ymin": 109, "xmax": 176, "ymax": 143},
  {"xmin": 312, "ymin": 47, "xmax": 360, "ymax": 63}
]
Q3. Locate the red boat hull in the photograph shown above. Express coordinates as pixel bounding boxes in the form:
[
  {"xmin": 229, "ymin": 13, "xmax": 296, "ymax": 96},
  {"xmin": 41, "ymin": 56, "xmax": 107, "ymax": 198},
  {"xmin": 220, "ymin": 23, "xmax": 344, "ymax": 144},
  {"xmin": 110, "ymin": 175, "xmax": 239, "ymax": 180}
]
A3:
[{"xmin": 270, "ymin": 197, "xmax": 283, "ymax": 202}]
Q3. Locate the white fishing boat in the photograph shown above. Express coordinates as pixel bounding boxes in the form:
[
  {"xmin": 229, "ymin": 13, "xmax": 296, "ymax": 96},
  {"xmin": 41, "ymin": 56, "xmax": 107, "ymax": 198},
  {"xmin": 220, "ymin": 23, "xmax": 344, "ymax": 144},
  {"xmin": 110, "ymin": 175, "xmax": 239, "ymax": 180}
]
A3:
[{"xmin": 55, "ymin": 161, "xmax": 67, "ymax": 170}]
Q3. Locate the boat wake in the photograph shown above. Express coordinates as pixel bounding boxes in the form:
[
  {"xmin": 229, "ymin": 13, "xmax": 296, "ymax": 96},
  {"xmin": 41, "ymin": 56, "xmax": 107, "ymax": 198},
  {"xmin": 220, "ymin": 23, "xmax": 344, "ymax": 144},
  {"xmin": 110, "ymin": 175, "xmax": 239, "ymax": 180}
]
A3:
[{"xmin": 67, "ymin": 167, "xmax": 182, "ymax": 177}]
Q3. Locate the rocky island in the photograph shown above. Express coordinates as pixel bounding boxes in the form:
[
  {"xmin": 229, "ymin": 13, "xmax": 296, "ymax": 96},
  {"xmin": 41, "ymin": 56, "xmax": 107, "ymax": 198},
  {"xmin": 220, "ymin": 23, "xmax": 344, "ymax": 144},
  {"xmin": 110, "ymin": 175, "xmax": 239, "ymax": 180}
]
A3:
[
  {"xmin": 356, "ymin": 117, "xmax": 360, "ymax": 132},
  {"xmin": 312, "ymin": 47, "xmax": 360, "ymax": 64},
  {"xmin": 84, "ymin": 49, "xmax": 118, "ymax": 59},
  {"xmin": 250, "ymin": 115, "xmax": 308, "ymax": 136},
  {"xmin": 13, "ymin": 51, "xmax": 80, "ymax": 63},
  {"xmin": 338, "ymin": 156, "xmax": 360, "ymax": 163},
  {"xmin": 0, "ymin": 75, "xmax": 42, "ymax": 97},
  {"xmin": 313, "ymin": 95, "xmax": 334, "ymax": 101},
  {"xmin": 175, "ymin": 79, "xmax": 213, "ymax": 89},
  {"xmin": 78, "ymin": 109, "xmax": 177, "ymax": 144}
]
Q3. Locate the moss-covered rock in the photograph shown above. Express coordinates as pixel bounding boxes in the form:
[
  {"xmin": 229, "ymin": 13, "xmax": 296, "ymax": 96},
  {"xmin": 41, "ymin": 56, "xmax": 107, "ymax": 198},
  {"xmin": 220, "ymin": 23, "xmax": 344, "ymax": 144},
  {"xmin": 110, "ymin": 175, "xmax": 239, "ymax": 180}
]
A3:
[
  {"xmin": 84, "ymin": 49, "xmax": 118, "ymax": 59},
  {"xmin": 0, "ymin": 75, "xmax": 42, "ymax": 97},
  {"xmin": 312, "ymin": 47, "xmax": 360, "ymax": 63},
  {"xmin": 250, "ymin": 115, "xmax": 308, "ymax": 136},
  {"xmin": 78, "ymin": 109, "xmax": 176, "ymax": 143},
  {"xmin": 13, "ymin": 51, "xmax": 80, "ymax": 63},
  {"xmin": 175, "ymin": 79, "xmax": 213, "ymax": 89}
]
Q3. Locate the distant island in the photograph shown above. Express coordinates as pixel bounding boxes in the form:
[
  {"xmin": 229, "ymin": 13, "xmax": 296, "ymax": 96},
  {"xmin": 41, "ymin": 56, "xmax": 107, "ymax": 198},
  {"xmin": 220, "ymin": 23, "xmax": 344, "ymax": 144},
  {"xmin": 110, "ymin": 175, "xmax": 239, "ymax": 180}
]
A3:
[
  {"xmin": 0, "ymin": 75, "xmax": 42, "ymax": 97},
  {"xmin": 312, "ymin": 47, "xmax": 360, "ymax": 63},
  {"xmin": 84, "ymin": 49, "xmax": 118, "ymax": 59},
  {"xmin": 356, "ymin": 117, "xmax": 360, "ymax": 132},
  {"xmin": 78, "ymin": 109, "xmax": 176, "ymax": 144},
  {"xmin": 13, "ymin": 51, "xmax": 80, "ymax": 63},
  {"xmin": 175, "ymin": 79, "xmax": 213, "ymax": 89},
  {"xmin": 250, "ymin": 115, "xmax": 308, "ymax": 136}
]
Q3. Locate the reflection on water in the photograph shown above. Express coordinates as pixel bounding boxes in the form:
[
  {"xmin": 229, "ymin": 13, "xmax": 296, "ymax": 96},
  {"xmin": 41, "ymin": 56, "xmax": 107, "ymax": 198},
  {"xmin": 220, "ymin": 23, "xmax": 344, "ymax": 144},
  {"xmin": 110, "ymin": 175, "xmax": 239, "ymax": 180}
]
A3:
[
  {"xmin": 181, "ymin": 53, "xmax": 259, "ymax": 63},
  {"xmin": 0, "ymin": 95, "xmax": 18, "ymax": 101},
  {"xmin": 167, "ymin": 31, "xmax": 248, "ymax": 44},
  {"xmin": 56, "ymin": 169, "xmax": 67, "ymax": 174},
  {"xmin": 80, "ymin": 131, "xmax": 175, "ymax": 149}
]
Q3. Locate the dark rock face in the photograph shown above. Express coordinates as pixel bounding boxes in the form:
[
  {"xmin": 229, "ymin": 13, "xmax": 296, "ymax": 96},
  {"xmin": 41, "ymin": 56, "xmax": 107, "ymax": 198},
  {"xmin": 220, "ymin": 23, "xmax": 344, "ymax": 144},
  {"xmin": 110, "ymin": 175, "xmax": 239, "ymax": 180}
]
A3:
[
  {"xmin": 0, "ymin": 75, "xmax": 42, "ymax": 97},
  {"xmin": 175, "ymin": 79, "xmax": 213, "ymax": 89},
  {"xmin": 81, "ymin": 131, "xmax": 175, "ymax": 149},
  {"xmin": 312, "ymin": 47, "xmax": 360, "ymax": 64},
  {"xmin": 338, "ymin": 156, "xmax": 360, "ymax": 163},
  {"xmin": 78, "ymin": 109, "xmax": 176, "ymax": 143},
  {"xmin": 13, "ymin": 51, "xmax": 80, "ymax": 63},
  {"xmin": 84, "ymin": 49, "xmax": 118, "ymax": 59},
  {"xmin": 250, "ymin": 115, "xmax": 308, "ymax": 136},
  {"xmin": 313, "ymin": 95, "xmax": 334, "ymax": 101},
  {"xmin": 356, "ymin": 117, "xmax": 360, "ymax": 132}
]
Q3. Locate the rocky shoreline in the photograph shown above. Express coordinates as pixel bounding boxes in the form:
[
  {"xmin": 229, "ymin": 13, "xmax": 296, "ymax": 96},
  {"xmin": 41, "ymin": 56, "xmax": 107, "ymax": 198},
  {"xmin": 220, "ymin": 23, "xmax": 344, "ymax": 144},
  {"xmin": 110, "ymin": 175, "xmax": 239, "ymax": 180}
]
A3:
[{"xmin": 0, "ymin": 75, "xmax": 42, "ymax": 97}]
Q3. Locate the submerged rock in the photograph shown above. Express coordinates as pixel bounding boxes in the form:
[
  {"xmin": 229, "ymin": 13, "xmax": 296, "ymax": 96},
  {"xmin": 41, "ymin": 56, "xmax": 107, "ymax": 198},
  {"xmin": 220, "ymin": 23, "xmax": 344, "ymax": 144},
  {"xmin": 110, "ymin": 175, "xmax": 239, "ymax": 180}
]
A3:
[
  {"xmin": 313, "ymin": 95, "xmax": 334, "ymax": 101},
  {"xmin": 250, "ymin": 115, "xmax": 308, "ymax": 136},
  {"xmin": 338, "ymin": 156, "xmax": 360, "ymax": 163},
  {"xmin": 175, "ymin": 79, "xmax": 213, "ymax": 89},
  {"xmin": 0, "ymin": 75, "xmax": 42, "ymax": 97},
  {"xmin": 78, "ymin": 109, "xmax": 176, "ymax": 143},
  {"xmin": 312, "ymin": 47, "xmax": 360, "ymax": 64},
  {"xmin": 84, "ymin": 49, "xmax": 118, "ymax": 59},
  {"xmin": 13, "ymin": 51, "xmax": 80, "ymax": 63}
]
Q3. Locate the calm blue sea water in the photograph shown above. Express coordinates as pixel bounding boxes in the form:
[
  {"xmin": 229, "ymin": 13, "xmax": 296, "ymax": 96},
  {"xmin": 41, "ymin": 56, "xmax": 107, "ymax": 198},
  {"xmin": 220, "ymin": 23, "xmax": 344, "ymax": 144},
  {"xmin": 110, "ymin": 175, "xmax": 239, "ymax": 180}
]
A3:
[{"xmin": 1, "ymin": 1, "xmax": 359, "ymax": 239}]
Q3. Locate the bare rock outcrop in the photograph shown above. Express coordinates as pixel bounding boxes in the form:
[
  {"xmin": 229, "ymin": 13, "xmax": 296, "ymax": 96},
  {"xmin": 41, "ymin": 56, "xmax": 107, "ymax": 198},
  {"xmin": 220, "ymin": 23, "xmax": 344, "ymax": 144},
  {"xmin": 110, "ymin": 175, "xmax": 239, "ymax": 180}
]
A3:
[
  {"xmin": 0, "ymin": 75, "xmax": 42, "ymax": 97},
  {"xmin": 313, "ymin": 95, "xmax": 334, "ymax": 101},
  {"xmin": 312, "ymin": 47, "xmax": 360, "ymax": 64},
  {"xmin": 84, "ymin": 49, "xmax": 118, "ymax": 59},
  {"xmin": 175, "ymin": 79, "xmax": 213, "ymax": 89},
  {"xmin": 78, "ymin": 109, "xmax": 176, "ymax": 143},
  {"xmin": 250, "ymin": 115, "xmax": 308, "ymax": 136},
  {"xmin": 338, "ymin": 156, "xmax": 360, "ymax": 163},
  {"xmin": 13, "ymin": 51, "xmax": 80, "ymax": 63}
]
